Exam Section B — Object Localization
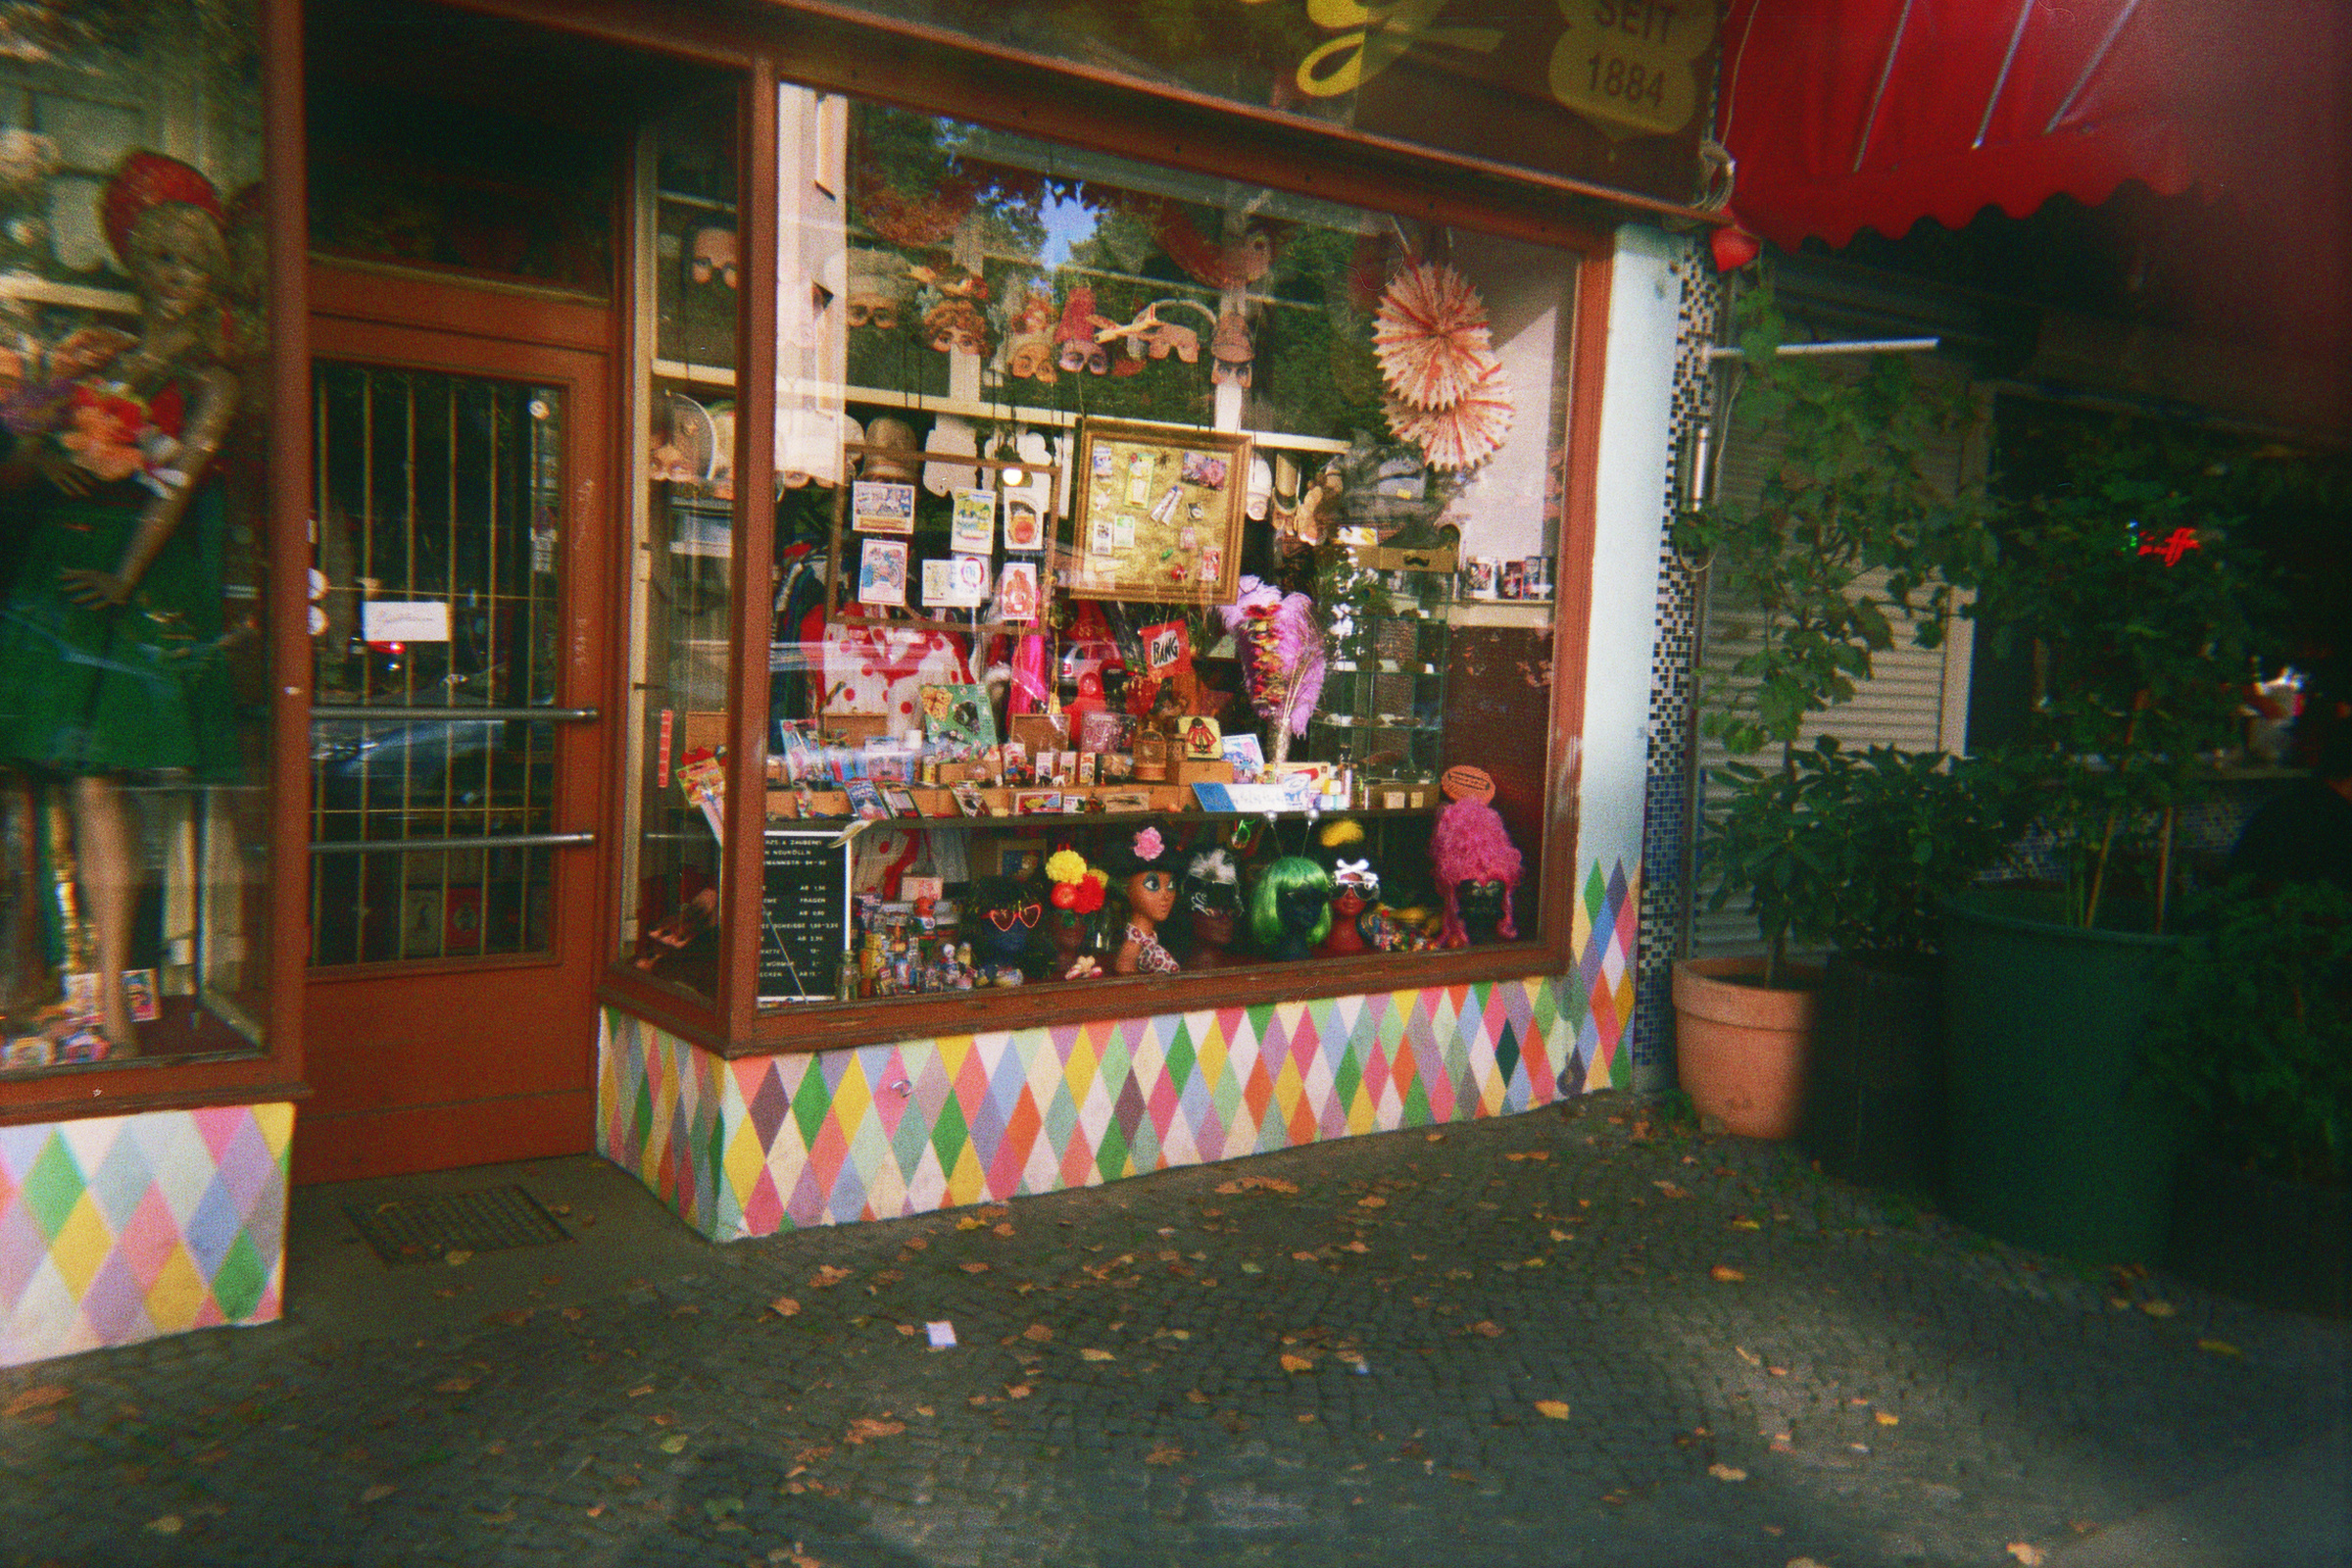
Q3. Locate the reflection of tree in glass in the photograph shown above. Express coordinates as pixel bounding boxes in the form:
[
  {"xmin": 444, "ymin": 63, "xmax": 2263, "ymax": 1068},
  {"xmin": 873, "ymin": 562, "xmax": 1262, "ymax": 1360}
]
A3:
[
  {"xmin": 852, "ymin": 107, "xmax": 1048, "ymax": 255},
  {"xmin": 1256, "ymin": 226, "xmax": 1387, "ymax": 440}
]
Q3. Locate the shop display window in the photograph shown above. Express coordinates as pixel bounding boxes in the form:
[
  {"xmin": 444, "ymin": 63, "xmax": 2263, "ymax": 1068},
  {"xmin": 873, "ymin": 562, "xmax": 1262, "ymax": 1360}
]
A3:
[
  {"xmin": 618, "ymin": 87, "xmax": 744, "ymax": 1006},
  {"xmin": 619, "ymin": 86, "xmax": 1577, "ymax": 1030},
  {"xmin": 0, "ymin": 0, "xmax": 275, "ymax": 1078}
]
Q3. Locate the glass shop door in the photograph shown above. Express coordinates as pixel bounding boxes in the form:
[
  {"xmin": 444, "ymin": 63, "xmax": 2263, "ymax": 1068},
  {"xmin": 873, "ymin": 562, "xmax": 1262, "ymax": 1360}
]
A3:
[{"xmin": 296, "ymin": 294, "xmax": 612, "ymax": 1183}]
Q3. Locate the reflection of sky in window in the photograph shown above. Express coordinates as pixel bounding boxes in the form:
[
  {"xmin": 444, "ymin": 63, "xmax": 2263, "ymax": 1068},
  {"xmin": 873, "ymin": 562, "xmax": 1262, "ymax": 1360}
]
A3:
[{"xmin": 1036, "ymin": 193, "xmax": 1097, "ymax": 270}]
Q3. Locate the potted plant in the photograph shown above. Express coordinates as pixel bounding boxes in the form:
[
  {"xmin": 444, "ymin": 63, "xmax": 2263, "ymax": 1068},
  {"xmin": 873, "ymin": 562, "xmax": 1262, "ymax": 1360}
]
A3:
[
  {"xmin": 2144, "ymin": 879, "xmax": 2351, "ymax": 1316},
  {"xmin": 1941, "ymin": 423, "xmax": 2274, "ymax": 1262},
  {"xmin": 1789, "ymin": 743, "xmax": 2020, "ymax": 1190},
  {"xmin": 1673, "ymin": 284, "xmax": 1992, "ymax": 1139}
]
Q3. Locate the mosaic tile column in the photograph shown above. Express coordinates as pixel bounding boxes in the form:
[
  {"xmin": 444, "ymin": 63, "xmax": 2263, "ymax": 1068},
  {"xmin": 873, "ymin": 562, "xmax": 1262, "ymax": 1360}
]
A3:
[
  {"xmin": 601, "ymin": 975, "xmax": 1586, "ymax": 1242},
  {"xmin": 0, "ymin": 1103, "xmax": 292, "ymax": 1368},
  {"xmin": 1634, "ymin": 243, "xmax": 1727, "ymax": 1091}
]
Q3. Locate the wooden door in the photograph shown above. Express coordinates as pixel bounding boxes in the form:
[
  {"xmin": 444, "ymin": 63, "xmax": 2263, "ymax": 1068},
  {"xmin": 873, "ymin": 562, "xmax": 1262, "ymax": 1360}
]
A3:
[{"xmin": 296, "ymin": 274, "xmax": 612, "ymax": 1183}]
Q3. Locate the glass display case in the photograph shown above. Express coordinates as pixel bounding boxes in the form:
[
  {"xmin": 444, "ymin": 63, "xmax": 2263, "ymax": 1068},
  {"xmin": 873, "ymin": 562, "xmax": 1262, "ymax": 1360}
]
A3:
[
  {"xmin": 618, "ymin": 88, "xmax": 742, "ymax": 1004},
  {"xmin": 612, "ymin": 84, "xmax": 1578, "ymax": 1040},
  {"xmin": 0, "ymin": 0, "xmax": 279, "ymax": 1081}
]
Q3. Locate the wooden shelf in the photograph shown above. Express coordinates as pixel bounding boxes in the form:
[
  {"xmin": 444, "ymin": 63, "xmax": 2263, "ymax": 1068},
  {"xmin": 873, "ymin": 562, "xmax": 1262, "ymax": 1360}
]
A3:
[
  {"xmin": 654, "ymin": 360, "xmax": 737, "ymax": 387},
  {"xmin": 766, "ymin": 804, "xmax": 1437, "ymax": 827}
]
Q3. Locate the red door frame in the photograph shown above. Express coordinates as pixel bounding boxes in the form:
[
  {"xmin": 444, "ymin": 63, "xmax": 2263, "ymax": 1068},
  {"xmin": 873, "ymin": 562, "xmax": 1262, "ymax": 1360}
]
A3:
[{"xmin": 295, "ymin": 265, "xmax": 615, "ymax": 1184}]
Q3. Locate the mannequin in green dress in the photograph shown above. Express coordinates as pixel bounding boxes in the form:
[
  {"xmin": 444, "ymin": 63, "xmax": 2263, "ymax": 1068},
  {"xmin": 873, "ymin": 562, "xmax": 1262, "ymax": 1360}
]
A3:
[{"xmin": 0, "ymin": 153, "xmax": 240, "ymax": 1056}]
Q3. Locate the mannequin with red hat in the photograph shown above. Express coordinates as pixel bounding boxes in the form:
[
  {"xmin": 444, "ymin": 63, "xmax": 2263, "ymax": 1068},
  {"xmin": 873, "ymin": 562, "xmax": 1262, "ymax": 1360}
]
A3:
[{"xmin": 0, "ymin": 151, "xmax": 243, "ymax": 1057}]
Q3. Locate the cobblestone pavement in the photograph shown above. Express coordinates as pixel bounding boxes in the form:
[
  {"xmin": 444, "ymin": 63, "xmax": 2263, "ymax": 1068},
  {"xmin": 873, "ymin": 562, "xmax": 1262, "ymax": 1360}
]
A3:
[{"xmin": 4, "ymin": 1092, "xmax": 2347, "ymax": 1567}]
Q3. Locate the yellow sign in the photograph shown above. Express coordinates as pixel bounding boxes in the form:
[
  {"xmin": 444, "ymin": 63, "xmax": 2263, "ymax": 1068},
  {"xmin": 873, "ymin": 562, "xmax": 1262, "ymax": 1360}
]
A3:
[
  {"xmin": 1286, "ymin": 0, "xmax": 1505, "ymax": 98},
  {"xmin": 1548, "ymin": 1, "xmax": 1715, "ymax": 139},
  {"xmin": 1239, "ymin": 0, "xmax": 1713, "ymax": 138}
]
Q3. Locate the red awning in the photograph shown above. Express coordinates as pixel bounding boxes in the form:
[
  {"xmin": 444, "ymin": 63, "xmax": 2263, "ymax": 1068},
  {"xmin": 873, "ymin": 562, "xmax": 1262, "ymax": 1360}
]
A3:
[{"xmin": 1717, "ymin": 0, "xmax": 2346, "ymax": 252}]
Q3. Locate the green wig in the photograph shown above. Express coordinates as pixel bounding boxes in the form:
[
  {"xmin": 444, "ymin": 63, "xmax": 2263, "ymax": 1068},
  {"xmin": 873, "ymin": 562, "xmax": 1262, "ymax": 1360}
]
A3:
[{"xmin": 1250, "ymin": 855, "xmax": 1334, "ymax": 950}]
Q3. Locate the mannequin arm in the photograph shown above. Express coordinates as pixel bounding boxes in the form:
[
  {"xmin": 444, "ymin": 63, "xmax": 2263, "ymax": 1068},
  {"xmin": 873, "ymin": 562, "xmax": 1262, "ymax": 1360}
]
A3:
[{"xmin": 60, "ymin": 363, "xmax": 238, "ymax": 609}]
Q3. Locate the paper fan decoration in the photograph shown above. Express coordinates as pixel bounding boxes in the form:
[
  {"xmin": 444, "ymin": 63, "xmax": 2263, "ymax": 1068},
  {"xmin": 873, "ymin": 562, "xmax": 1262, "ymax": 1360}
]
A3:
[
  {"xmin": 1373, "ymin": 260, "xmax": 1497, "ymax": 412},
  {"xmin": 1385, "ymin": 362, "xmax": 1514, "ymax": 470}
]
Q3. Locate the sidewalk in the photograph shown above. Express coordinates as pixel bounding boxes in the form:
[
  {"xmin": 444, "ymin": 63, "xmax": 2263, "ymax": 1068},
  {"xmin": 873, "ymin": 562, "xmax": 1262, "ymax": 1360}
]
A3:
[{"xmin": 2, "ymin": 1091, "xmax": 2344, "ymax": 1567}]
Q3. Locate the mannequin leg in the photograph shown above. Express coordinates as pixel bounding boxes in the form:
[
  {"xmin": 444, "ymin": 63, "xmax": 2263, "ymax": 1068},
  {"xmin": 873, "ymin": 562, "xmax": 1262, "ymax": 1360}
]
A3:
[
  {"xmin": 3, "ymin": 775, "xmax": 38, "ymax": 1011},
  {"xmin": 69, "ymin": 774, "xmax": 137, "ymax": 1056}
]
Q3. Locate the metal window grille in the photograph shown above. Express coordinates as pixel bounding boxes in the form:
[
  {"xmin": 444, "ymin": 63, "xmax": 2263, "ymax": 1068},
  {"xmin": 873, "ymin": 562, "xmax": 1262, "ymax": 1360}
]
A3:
[{"xmin": 307, "ymin": 365, "xmax": 565, "ymax": 966}]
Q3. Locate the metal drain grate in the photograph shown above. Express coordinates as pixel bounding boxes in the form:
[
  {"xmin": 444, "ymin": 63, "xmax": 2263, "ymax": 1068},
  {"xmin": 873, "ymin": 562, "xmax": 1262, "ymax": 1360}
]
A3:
[{"xmin": 344, "ymin": 1185, "xmax": 572, "ymax": 1267}]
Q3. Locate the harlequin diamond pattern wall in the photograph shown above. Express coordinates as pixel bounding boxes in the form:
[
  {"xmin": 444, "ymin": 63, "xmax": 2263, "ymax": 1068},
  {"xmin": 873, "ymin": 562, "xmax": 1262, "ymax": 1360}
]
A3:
[
  {"xmin": 601, "ymin": 977, "xmax": 1584, "ymax": 1242},
  {"xmin": 1574, "ymin": 859, "xmax": 1640, "ymax": 1092},
  {"xmin": 0, "ymin": 1104, "xmax": 292, "ymax": 1368}
]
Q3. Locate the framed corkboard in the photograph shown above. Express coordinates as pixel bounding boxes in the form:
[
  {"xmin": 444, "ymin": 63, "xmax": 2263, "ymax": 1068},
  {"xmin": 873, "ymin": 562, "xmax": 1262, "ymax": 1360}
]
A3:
[{"xmin": 1063, "ymin": 418, "xmax": 1250, "ymax": 606}]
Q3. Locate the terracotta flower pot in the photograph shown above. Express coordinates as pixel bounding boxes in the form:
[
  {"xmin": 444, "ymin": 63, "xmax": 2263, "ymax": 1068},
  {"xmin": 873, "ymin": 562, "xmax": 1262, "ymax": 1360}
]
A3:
[{"xmin": 1673, "ymin": 956, "xmax": 1822, "ymax": 1140}]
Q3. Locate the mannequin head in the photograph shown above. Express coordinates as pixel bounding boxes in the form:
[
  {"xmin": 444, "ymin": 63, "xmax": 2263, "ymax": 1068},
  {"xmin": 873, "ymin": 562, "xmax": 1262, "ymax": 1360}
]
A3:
[
  {"xmin": 1250, "ymin": 856, "xmax": 1333, "ymax": 957},
  {"xmin": 1185, "ymin": 845, "xmax": 1242, "ymax": 951},
  {"xmin": 1044, "ymin": 847, "xmax": 1106, "ymax": 962},
  {"xmin": 965, "ymin": 876, "xmax": 1043, "ymax": 973},
  {"xmin": 103, "ymin": 152, "xmax": 225, "ymax": 330},
  {"xmin": 1104, "ymin": 823, "xmax": 1179, "ymax": 935},
  {"xmin": 1430, "ymin": 797, "xmax": 1522, "ymax": 947}
]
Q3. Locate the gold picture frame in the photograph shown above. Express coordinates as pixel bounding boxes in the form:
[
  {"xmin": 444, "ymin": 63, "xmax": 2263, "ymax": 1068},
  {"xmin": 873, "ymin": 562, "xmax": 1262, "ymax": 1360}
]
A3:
[{"xmin": 1063, "ymin": 418, "xmax": 1251, "ymax": 606}]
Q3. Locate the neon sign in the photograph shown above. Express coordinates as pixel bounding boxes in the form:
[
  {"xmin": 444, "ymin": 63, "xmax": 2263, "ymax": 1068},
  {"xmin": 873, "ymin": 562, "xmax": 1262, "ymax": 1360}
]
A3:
[{"xmin": 2135, "ymin": 526, "xmax": 2202, "ymax": 567}]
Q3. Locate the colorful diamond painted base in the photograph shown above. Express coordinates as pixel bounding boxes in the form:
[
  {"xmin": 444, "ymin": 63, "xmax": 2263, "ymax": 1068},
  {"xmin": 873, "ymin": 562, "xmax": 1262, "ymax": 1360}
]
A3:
[
  {"xmin": 1572, "ymin": 858, "xmax": 1640, "ymax": 1090},
  {"xmin": 601, "ymin": 976, "xmax": 1587, "ymax": 1242},
  {"xmin": 1, "ymin": 1102, "xmax": 292, "ymax": 1368}
]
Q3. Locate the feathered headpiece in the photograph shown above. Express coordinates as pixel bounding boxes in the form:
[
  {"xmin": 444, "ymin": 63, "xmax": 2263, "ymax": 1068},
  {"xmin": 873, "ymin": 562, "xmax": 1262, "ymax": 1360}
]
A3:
[
  {"xmin": 1217, "ymin": 576, "xmax": 1327, "ymax": 738},
  {"xmin": 102, "ymin": 151, "xmax": 222, "ymax": 261}
]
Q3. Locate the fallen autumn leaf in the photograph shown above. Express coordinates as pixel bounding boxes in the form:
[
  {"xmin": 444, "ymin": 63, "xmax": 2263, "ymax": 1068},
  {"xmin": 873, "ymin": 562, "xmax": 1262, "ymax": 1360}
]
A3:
[
  {"xmin": 2, "ymin": 1386, "xmax": 70, "ymax": 1420},
  {"xmin": 1534, "ymin": 1399, "xmax": 1571, "ymax": 1420}
]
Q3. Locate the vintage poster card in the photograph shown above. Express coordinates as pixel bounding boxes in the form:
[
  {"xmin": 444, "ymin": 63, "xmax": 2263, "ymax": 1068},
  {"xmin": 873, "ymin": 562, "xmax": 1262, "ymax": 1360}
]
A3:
[
  {"xmin": 920, "ymin": 554, "xmax": 990, "ymax": 609},
  {"xmin": 950, "ymin": 487, "xmax": 996, "ymax": 554},
  {"xmin": 998, "ymin": 560, "xmax": 1040, "ymax": 623},
  {"xmin": 1003, "ymin": 495, "xmax": 1045, "ymax": 552},
  {"xmin": 852, "ymin": 479, "xmax": 916, "ymax": 535},
  {"xmin": 858, "ymin": 538, "xmax": 909, "ymax": 606}
]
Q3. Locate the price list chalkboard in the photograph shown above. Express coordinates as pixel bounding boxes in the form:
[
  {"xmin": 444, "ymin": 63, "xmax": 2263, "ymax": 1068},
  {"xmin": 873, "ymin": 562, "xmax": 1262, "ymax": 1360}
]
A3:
[{"xmin": 760, "ymin": 828, "xmax": 854, "ymax": 1004}]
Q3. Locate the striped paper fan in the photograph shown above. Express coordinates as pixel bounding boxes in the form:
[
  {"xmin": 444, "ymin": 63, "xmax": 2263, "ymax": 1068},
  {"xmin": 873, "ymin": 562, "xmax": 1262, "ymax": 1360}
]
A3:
[
  {"xmin": 1384, "ymin": 361, "xmax": 1514, "ymax": 469},
  {"xmin": 1372, "ymin": 260, "xmax": 1497, "ymax": 412}
]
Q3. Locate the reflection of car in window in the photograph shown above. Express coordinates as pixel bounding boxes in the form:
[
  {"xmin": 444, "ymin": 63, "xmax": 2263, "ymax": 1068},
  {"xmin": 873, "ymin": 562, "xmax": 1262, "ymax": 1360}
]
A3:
[{"xmin": 311, "ymin": 688, "xmax": 558, "ymax": 825}]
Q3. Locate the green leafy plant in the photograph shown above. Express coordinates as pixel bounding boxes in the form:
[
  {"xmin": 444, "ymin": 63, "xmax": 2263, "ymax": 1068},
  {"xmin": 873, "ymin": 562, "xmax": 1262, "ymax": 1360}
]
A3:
[
  {"xmin": 2143, "ymin": 879, "xmax": 2352, "ymax": 1188},
  {"xmin": 1972, "ymin": 425, "xmax": 2275, "ymax": 930},
  {"xmin": 1706, "ymin": 740, "xmax": 2020, "ymax": 976},
  {"xmin": 1788, "ymin": 742, "xmax": 2022, "ymax": 958},
  {"xmin": 1682, "ymin": 281, "xmax": 1999, "ymax": 982},
  {"xmin": 1674, "ymin": 285, "xmax": 1994, "ymax": 758}
]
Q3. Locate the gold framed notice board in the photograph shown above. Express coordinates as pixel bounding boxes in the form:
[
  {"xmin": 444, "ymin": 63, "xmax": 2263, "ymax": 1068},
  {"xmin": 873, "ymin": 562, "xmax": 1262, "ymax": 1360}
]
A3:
[{"xmin": 1063, "ymin": 419, "xmax": 1250, "ymax": 606}]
